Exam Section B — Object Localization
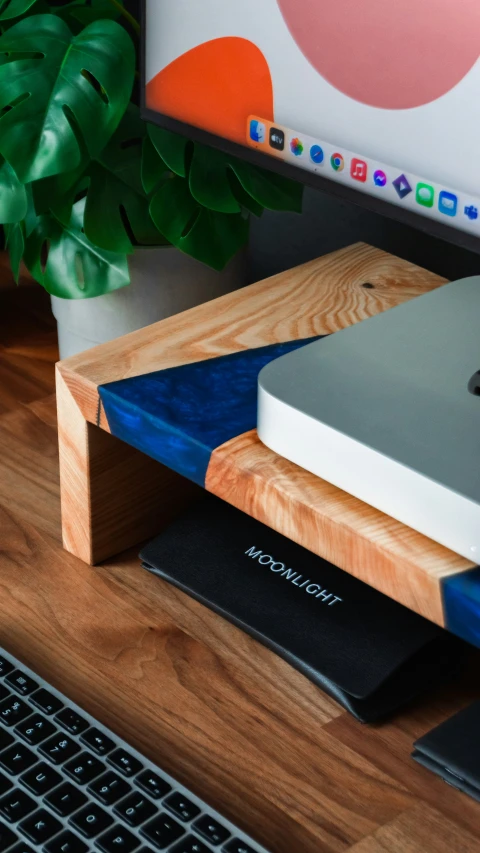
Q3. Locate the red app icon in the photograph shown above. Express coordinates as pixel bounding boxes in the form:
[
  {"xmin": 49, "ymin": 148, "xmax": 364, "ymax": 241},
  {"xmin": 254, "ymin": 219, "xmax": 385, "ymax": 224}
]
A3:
[{"xmin": 351, "ymin": 158, "xmax": 368, "ymax": 182}]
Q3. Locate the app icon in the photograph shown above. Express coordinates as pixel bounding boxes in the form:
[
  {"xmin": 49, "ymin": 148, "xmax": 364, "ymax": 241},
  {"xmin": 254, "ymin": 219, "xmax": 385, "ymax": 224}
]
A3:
[
  {"xmin": 290, "ymin": 137, "xmax": 304, "ymax": 157},
  {"xmin": 310, "ymin": 144, "xmax": 324, "ymax": 165},
  {"xmin": 393, "ymin": 174, "xmax": 413, "ymax": 199},
  {"xmin": 250, "ymin": 120, "xmax": 266, "ymax": 144},
  {"xmin": 439, "ymin": 191, "xmax": 458, "ymax": 216},
  {"xmin": 373, "ymin": 170, "xmax": 387, "ymax": 187},
  {"xmin": 331, "ymin": 153, "xmax": 344, "ymax": 172},
  {"xmin": 465, "ymin": 204, "xmax": 478, "ymax": 221},
  {"xmin": 269, "ymin": 127, "xmax": 285, "ymax": 151},
  {"xmin": 416, "ymin": 183, "xmax": 435, "ymax": 208},
  {"xmin": 350, "ymin": 158, "xmax": 367, "ymax": 182}
]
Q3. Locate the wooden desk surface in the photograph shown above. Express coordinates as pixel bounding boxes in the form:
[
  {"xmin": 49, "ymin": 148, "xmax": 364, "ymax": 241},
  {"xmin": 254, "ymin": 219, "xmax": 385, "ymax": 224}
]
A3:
[{"xmin": 2, "ymin": 281, "xmax": 480, "ymax": 853}]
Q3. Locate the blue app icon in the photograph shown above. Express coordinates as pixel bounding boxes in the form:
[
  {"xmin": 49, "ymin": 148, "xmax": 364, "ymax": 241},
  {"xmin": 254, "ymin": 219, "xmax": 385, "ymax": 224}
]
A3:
[
  {"xmin": 373, "ymin": 170, "xmax": 387, "ymax": 187},
  {"xmin": 310, "ymin": 144, "xmax": 324, "ymax": 165},
  {"xmin": 438, "ymin": 191, "xmax": 458, "ymax": 217},
  {"xmin": 465, "ymin": 204, "xmax": 478, "ymax": 221},
  {"xmin": 249, "ymin": 120, "xmax": 266, "ymax": 143}
]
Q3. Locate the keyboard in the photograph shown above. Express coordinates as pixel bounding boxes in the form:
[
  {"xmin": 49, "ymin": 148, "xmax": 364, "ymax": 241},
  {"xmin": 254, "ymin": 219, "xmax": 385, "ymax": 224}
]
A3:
[{"xmin": 0, "ymin": 648, "xmax": 269, "ymax": 853}]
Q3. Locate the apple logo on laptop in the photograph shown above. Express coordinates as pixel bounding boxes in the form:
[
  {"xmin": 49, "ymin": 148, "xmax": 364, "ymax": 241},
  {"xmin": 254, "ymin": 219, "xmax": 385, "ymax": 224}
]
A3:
[{"xmin": 468, "ymin": 370, "xmax": 480, "ymax": 396}]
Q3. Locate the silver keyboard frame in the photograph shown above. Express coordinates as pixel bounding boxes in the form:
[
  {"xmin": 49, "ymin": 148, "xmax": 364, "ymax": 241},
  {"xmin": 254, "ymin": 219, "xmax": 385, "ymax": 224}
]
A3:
[{"xmin": 0, "ymin": 647, "xmax": 271, "ymax": 853}]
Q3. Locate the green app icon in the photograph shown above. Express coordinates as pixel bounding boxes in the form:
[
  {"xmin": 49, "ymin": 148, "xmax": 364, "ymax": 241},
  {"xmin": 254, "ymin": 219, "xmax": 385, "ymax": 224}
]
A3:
[{"xmin": 416, "ymin": 183, "xmax": 435, "ymax": 208}]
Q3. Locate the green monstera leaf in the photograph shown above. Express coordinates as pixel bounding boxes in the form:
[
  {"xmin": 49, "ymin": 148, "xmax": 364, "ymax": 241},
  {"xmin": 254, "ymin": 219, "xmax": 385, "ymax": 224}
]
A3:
[
  {"xmin": 4, "ymin": 221, "xmax": 25, "ymax": 282},
  {"xmin": 33, "ymin": 106, "xmax": 166, "ymax": 253},
  {"xmin": 24, "ymin": 197, "xmax": 130, "ymax": 298},
  {"xmin": 150, "ymin": 174, "xmax": 249, "ymax": 271},
  {"xmin": 0, "ymin": 0, "xmax": 49, "ymax": 34},
  {"xmin": 0, "ymin": 1, "xmax": 124, "ymax": 31},
  {"xmin": 188, "ymin": 143, "xmax": 303, "ymax": 215},
  {"xmin": 55, "ymin": 0, "xmax": 125, "ymax": 33},
  {"xmin": 0, "ymin": 13, "xmax": 135, "ymax": 183},
  {"xmin": 147, "ymin": 125, "xmax": 303, "ymax": 217},
  {"xmin": 32, "ymin": 166, "xmax": 86, "ymax": 226},
  {"xmin": 147, "ymin": 125, "xmax": 190, "ymax": 179},
  {"xmin": 0, "ymin": 158, "xmax": 27, "ymax": 222},
  {"xmin": 83, "ymin": 105, "xmax": 166, "ymax": 253},
  {"xmin": 0, "ymin": 0, "xmax": 38, "ymax": 20},
  {"xmin": 142, "ymin": 133, "xmax": 169, "ymax": 194}
]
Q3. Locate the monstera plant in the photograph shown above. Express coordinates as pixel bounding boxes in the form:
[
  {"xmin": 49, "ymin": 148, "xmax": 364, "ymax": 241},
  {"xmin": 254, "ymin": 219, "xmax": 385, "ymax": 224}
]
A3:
[{"xmin": 0, "ymin": 0, "xmax": 303, "ymax": 299}]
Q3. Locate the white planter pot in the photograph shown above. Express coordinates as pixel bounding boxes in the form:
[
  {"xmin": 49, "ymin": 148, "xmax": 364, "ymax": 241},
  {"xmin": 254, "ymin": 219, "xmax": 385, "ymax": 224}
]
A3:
[{"xmin": 51, "ymin": 245, "xmax": 247, "ymax": 360}]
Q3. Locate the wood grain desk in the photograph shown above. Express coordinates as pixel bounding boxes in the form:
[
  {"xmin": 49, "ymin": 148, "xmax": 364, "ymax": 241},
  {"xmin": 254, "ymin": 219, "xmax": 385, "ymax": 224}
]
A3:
[{"xmin": 2, "ymin": 278, "xmax": 480, "ymax": 852}]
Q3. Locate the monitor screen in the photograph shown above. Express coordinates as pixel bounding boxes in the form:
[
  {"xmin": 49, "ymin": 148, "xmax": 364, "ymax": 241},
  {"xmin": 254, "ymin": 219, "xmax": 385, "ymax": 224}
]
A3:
[{"xmin": 143, "ymin": 1, "xmax": 480, "ymax": 252}]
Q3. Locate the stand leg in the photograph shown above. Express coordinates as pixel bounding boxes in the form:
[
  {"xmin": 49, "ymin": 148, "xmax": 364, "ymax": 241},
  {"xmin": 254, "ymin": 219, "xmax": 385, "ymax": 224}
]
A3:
[{"xmin": 56, "ymin": 370, "xmax": 199, "ymax": 565}]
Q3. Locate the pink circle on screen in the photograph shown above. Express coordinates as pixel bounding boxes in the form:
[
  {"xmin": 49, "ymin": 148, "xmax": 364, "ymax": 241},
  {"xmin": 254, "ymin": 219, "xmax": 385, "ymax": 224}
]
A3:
[{"xmin": 277, "ymin": 0, "xmax": 480, "ymax": 109}]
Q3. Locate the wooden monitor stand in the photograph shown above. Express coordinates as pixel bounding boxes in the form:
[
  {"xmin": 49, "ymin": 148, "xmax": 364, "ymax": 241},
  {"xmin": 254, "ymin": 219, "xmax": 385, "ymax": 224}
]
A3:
[{"xmin": 56, "ymin": 242, "xmax": 478, "ymax": 646}]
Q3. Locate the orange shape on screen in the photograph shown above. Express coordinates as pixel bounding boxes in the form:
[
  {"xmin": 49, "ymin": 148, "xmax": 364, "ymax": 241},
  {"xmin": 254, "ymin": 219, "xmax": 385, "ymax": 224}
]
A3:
[{"xmin": 146, "ymin": 37, "xmax": 274, "ymax": 144}]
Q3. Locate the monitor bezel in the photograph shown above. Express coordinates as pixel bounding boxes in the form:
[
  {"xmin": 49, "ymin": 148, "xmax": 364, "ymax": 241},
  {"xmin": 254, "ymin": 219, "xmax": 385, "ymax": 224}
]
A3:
[{"xmin": 140, "ymin": 0, "xmax": 480, "ymax": 257}]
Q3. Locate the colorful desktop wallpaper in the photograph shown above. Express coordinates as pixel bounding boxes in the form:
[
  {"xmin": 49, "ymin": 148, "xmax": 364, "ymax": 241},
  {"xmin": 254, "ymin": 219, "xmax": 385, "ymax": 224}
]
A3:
[
  {"xmin": 146, "ymin": 35, "xmax": 274, "ymax": 146},
  {"xmin": 145, "ymin": 0, "xmax": 480, "ymax": 200}
]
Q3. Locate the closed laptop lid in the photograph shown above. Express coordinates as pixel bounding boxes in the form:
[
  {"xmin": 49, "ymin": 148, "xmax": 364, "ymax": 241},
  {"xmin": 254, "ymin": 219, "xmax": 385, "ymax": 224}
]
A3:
[{"xmin": 259, "ymin": 277, "xmax": 480, "ymax": 504}]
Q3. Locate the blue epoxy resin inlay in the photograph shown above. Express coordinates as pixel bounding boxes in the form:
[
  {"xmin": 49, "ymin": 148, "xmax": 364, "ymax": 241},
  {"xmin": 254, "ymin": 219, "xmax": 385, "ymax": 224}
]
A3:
[
  {"xmin": 99, "ymin": 337, "xmax": 322, "ymax": 487},
  {"xmin": 443, "ymin": 567, "xmax": 480, "ymax": 648}
]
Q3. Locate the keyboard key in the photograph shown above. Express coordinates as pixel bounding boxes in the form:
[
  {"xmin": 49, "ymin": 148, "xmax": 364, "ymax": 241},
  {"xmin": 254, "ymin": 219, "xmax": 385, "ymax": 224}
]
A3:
[
  {"xmin": 88, "ymin": 771, "xmax": 131, "ymax": 806},
  {"xmin": 0, "ymin": 728, "xmax": 14, "ymax": 751},
  {"xmin": 20, "ymin": 761, "xmax": 62, "ymax": 796},
  {"xmin": 0, "ymin": 743, "xmax": 36, "ymax": 775},
  {"xmin": 141, "ymin": 813, "xmax": 184, "ymax": 849},
  {"xmin": 39, "ymin": 733, "xmax": 80, "ymax": 765},
  {"xmin": 80, "ymin": 727, "xmax": 115, "ymax": 756},
  {"xmin": 0, "ymin": 685, "xmax": 9, "ymax": 703},
  {"xmin": 64, "ymin": 751, "xmax": 105, "ymax": 785},
  {"xmin": 5, "ymin": 671, "xmax": 38, "ymax": 697},
  {"xmin": 0, "ymin": 772, "xmax": 12, "ymax": 796},
  {"xmin": 45, "ymin": 830, "xmax": 89, "ymax": 853},
  {"xmin": 108, "ymin": 748, "xmax": 143, "ymax": 778},
  {"xmin": 223, "ymin": 841, "xmax": 257, "ymax": 853},
  {"xmin": 0, "ymin": 696, "xmax": 31, "ymax": 727},
  {"xmin": 164, "ymin": 791, "xmax": 201, "ymax": 822},
  {"xmin": 136, "ymin": 770, "xmax": 171, "ymax": 800},
  {"xmin": 44, "ymin": 782, "xmax": 87, "ymax": 817},
  {"xmin": 19, "ymin": 808, "xmax": 62, "ymax": 844},
  {"xmin": 96, "ymin": 826, "xmax": 140, "ymax": 853},
  {"xmin": 10, "ymin": 843, "xmax": 36, "ymax": 853},
  {"xmin": 55, "ymin": 708, "xmax": 89, "ymax": 736},
  {"xmin": 15, "ymin": 713, "xmax": 56, "ymax": 745},
  {"xmin": 0, "ymin": 657, "xmax": 14, "ymax": 678},
  {"xmin": 0, "ymin": 788, "xmax": 36, "ymax": 822},
  {"xmin": 193, "ymin": 815, "xmax": 230, "ymax": 846},
  {"xmin": 114, "ymin": 791, "xmax": 157, "ymax": 826},
  {"xmin": 29, "ymin": 689, "xmax": 63, "ymax": 716},
  {"xmin": 69, "ymin": 803, "xmax": 113, "ymax": 838},
  {"xmin": 0, "ymin": 824, "xmax": 17, "ymax": 851},
  {"xmin": 170, "ymin": 837, "xmax": 213, "ymax": 853}
]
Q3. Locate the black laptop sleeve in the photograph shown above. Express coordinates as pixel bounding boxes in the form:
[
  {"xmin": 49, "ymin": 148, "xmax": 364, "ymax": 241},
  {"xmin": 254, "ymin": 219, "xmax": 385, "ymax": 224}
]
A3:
[{"xmin": 140, "ymin": 496, "xmax": 462, "ymax": 723}]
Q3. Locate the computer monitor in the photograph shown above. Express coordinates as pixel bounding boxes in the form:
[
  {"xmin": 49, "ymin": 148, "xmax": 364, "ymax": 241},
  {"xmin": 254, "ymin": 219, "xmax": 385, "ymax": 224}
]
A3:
[{"xmin": 142, "ymin": 1, "xmax": 480, "ymax": 255}]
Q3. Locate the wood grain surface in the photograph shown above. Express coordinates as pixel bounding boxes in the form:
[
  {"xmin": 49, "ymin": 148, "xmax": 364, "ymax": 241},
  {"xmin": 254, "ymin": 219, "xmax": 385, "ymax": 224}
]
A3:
[
  {"xmin": 58, "ymin": 243, "xmax": 449, "ymax": 428},
  {"xmin": 57, "ymin": 368, "xmax": 201, "ymax": 564},
  {"xmin": 206, "ymin": 431, "xmax": 471, "ymax": 625},
  {"xmin": 56, "ymin": 243, "xmax": 473, "ymax": 625},
  {"xmin": 2, "ymin": 273, "xmax": 480, "ymax": 853}
]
